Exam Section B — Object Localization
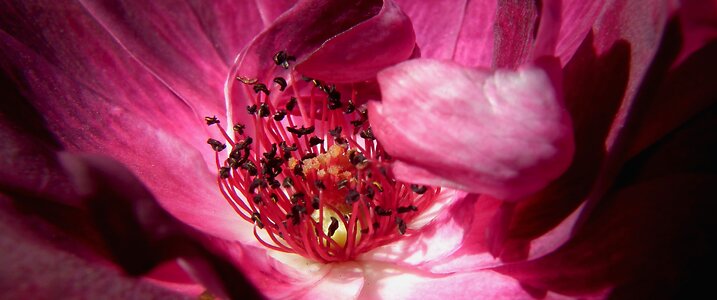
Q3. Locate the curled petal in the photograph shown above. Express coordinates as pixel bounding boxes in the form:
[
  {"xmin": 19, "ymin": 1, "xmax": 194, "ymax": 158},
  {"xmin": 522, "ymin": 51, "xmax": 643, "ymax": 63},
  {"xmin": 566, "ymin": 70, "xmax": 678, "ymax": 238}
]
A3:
[{"xmin": 369, "ymin": 58, "xmax": 574, "ymax": 200}]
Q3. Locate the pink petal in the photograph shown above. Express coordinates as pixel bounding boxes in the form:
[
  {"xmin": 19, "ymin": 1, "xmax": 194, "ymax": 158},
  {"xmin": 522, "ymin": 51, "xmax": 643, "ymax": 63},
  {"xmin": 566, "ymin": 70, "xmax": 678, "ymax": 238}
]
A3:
[
  {"xmin": 394, "ymin": 0, "xmax": 491, "ymax": 64},
  {"xmin": 493, "ymin": 0, "xmax": 561, "ymax": 68},
  {"xmin": 554, "ymin": 0, "xmax": 607, "ymax": 64},
  {"xmin": 359, "ymin": 261, "xmax": 535, "ymax": 299},
  {"xmin": 369, "ymin": 58, "xmax": 574, "ymax": 200},
  {"xmin": 296, "ymin": 0, "xmax": 415, "ymax": 82},
  {"xmin": 227, "ymin": 0, "xmax": 416, "ymax": 125},
  {"xmin": 0, "ymin": 31, "xmax": 244, "ymax": 243},
  {"xmin": 77, "ymin": 0, "xmax": 234, "ymax": 117},
  {"xmin": 359, "ymin": 191, "xmax": 473, "ymax": 267},
  {"xmin": 184, "ymin": 0, "xmax": 298, "ymax": 65}
]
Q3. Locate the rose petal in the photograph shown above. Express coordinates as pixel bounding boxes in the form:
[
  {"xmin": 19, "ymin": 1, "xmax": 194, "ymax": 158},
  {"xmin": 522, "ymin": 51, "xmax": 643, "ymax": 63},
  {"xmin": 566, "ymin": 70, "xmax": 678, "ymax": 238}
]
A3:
[
  {"xmin": 496, "ymin": 173, "xmax": 717, "ymax": 297},
  {"xmin": 359, "ymin": 190, "xmax": 472, "ymax": 267},
  {"xmin": 77, "ymin": 0, "xmax": 235, "ymax": 116},
  {"xmin": 359, "ymin": 261, "xmax": 534, "ymax": 299},
  {"xmin": 0, "ymin": 200, "xmax": 189, "ymax": 299},
  {"xmin": 0, "ymin": 33, "xmax": 246, "ymax": 242},
  {"xmin": 369, "ymin": 58, "xmax": 574, "ymax": 200}
]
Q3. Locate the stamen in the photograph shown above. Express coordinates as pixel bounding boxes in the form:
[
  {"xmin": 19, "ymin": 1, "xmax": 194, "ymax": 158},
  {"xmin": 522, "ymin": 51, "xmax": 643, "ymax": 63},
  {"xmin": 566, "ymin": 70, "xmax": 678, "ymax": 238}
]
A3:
[{"xmin": 206, "ymin": 51, "xmax": 441, "ymax": 262}]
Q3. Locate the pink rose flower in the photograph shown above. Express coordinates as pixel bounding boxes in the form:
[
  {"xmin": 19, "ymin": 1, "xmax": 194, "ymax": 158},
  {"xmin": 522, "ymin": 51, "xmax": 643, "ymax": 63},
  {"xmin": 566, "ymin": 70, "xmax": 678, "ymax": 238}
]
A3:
[{"xmin": 1, "ymin": 0, "xmax": 715, "ymax": 299}]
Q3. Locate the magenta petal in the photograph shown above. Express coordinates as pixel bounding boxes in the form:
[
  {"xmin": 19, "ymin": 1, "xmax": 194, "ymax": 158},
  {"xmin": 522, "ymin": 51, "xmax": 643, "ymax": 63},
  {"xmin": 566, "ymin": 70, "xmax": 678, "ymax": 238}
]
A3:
[
  {"xmin": 360, "ymin": 262, "xmax": 534, "ymax": 300},
  {"xmin": 369, "ymin": 59, "xmax": 574, "ymax": 200},
  {"xmin": 77, "ymin": 0, "xmax": 232, "ymax": 116},
  {"xmin": 296, "ymin": 0, "xmax": 415, "ymax": 82},
  {"xmin": 0, "ymin": 32, "xmax": 246, "ymax": 243}
]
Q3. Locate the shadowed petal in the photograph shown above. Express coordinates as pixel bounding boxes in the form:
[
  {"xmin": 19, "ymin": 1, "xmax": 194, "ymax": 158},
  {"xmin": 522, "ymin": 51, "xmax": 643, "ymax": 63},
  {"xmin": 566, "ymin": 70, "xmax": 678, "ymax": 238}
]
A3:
[{"xmin": 369, "ymin": 58, "xmax": 574, "ymax": 200}]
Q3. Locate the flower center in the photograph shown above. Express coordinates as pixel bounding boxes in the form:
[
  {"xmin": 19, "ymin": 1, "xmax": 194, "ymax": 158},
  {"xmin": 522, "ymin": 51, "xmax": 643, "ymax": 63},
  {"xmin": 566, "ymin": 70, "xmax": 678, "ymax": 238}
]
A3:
[{"xmin": 205, "ymin": 51, "xmax": 439, "ymax": 262}]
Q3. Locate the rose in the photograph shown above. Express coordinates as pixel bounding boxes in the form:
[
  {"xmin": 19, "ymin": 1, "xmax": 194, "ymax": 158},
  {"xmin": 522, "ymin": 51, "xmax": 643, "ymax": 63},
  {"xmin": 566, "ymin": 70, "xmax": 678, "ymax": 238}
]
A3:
[{"xmin": 2, "ymin": 0, "xmax": 716, "ymax": 299}]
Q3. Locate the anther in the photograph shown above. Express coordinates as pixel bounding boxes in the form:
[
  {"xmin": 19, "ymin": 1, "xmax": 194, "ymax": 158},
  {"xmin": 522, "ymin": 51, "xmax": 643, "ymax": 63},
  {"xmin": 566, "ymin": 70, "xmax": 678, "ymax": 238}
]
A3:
[
  {"xmin": 360, "ymin": 127, "xmax": 375, "ymax": 140},
  {"xmin": 315, "ymin": 180, "xmax": 326, "ymax": 190},
  {"xmin": 290, "ymin": 192, "xmax": 305, "ymax": 204},
  {"xmin": 205, "ymin": 116, "xmax": 220, "ymax": 125},
  {"xmin": 258, "ymin": 102, "xmax": 270, "ymax": 117},
  {"xmin": 273, "ymin": 77, "xmax": 288, "ymax": 91},
  {"xmin": 344, "ymin": 99, "xmax": 355, "ymax": 114},
  {"xmin": 253, "ymin": 83, "xmax": 270, "ymax": 96},
  {"xmin": 397, "ymin": 205, "xmax": 418, "ymax": 214},
  {"xmin": 302, "ymin": 153, "xmax": 318, "ymax": 160},
  {"xmin": 376, "ymin": 206, "xmax": 392, "ymax": 216},
  {"xmin": 219, "ymin": 166, "xmax": 230, "ymax": 179},
  {"xmin": 247, "ymin": 104, "xmax": 258, "ymax": 115},
  {"xmin": 273, "ymin": 51, "xmax": 295, "ymax": 69},
  {"xmin": 287, "ymin": 126, "xmax": 315, "ymax": 138},
  {"xmin": 282, "ymin": 177, "xmax": 294, "ymax": 188},
  {"xmin": 273, "ymin": 110, "xmax": 287, "ymax": 121},
  {"xmin": 396, "ymin": 217, "xmax": 407, "ymax": 235},
  {"xmin": 235, "ymin": 136, "xmax": 253, "ymax": 150},
  {"xmin": 410, "ymin": 184, "xmax": 427, "ymax": 194},
  {"xmin": 327, "ymin": 217, "xmax": 340, "ymax": 237},
  {"xmin": 233, "ymin": 123, "xmax": 246, "ymax": 134},
  {"xmin": 236, "ymin": 76, "xmax": 258, "ymax": 85},
  {"xmin": 286, "ymin": 97, "xmax": 297, "ymax": 111},
  {"xmin": 311, "ymin": 196, "xmax": 320, "ymax": 209},
  {"xmin": 207, "ymin": 138, "xmax": 226, "ymax": 152},
  {"xmin": 252, "ymin": 212, "xmax": 264, "ymax": 229},
  {"xmin": 309, "ymin": 136, "xmax": 324, "ymax": 147},
  {"xmin": 345, "ymin": 189, "xmax": 360, "ymax": 205},
  {"xmin": 242, "ymin": 161, "xmax": 258, "ymax": 176}
]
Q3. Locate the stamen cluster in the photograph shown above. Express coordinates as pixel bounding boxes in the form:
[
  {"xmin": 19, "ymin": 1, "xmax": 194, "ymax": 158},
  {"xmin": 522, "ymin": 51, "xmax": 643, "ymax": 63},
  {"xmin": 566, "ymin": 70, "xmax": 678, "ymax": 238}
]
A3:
[{"xmin": 206, "ymin": 51, "xmax": 439, "ymax": 262}]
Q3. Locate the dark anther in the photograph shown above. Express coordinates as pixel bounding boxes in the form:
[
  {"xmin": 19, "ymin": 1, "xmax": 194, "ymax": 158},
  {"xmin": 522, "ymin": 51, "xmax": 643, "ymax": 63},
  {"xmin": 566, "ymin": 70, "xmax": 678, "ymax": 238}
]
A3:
[
  {"xmin": 280, "ymin": 141, "xmax": 298, "ymax": 152},
  {"xmin": 366, "ymin": 186, "xmax": 375, "ymax": 199},
  {"xmin": 219, "ymin": 167, "xmax": 230, "ymax": 179},
  {"xmin": 236, "ymin": 76, "xmax": 258, "ymax": 85},
  {"xmin": 315, "ymin": 180, "xmax": 326, "ymax": 190},
  {"xmin": 282, "ymin": 177, "xmax": 294, "ymax": 188},
  {"xmin": 309, "ymin": 136, "xmax": 324, "ymax": 147},
  {"xmin": 205, "ymin": 116, "xmax": 220, "ymax": 125},
  {"xmin": 273, "ymin": 51, "xmax": 295, "ymax": 69},
  {"xmin": 269, "ymin": 179, "xmax": 281, "ymax": 189},
  {"xmin": 253, "ymin": 83, "xmax": 270, "ymax": 96},
  {"xmin": 273, "ymin": 77, "xmax": 287, "ymax": 91},
  {"xmin": 301, "ymin": 75, "xmax": 312, "ymax": 82},
  {"xmin": 249, "ymin": 178, "xmax": 263, "ymax": 194},
  {"xmin": 329, "ymin": 127, "xmax": 342, "ymax": 138},
  {"xmin": 350, "ymin": 118, "xmax": 366, "ymax": 127},
  {"xmin": 252, "ymin": 212, "xmax": 264, "ymax": 229},
  {"xmin": 312, "ymin": 196, "xmax": 320, "ymax": 210},
  {"xmin": 270, "ymin": 194, "xmax": 279, "ymax": 203},
  {"xmin": 335, "ymin": 137, "xmax": 347, "ymax": 145},
  {"xmin": 293, "ymin": 162, "xmax": 304, "ymax": 177},
  {"xmin": 247, "ymin": 104, "xmax": 258, "ymax": 115},
  {"xmin": 371, "ymin": 181, "xmax": 383, "ymax": 192},
  {"xmin": 396, "ymin": 217, "xmax": 407, "ymax": 235},
  {"xmin": 375, "ymin": 206, "xmax": 392, "ymax": 216},
  {"xmin": 286, "ymin": 97, "xmax": 297, "ymax": 111},
  {"xmin": 349, "ymin": 151, "xmax": 367, "ymax": 166},
  {"xmin": 263, "ymin": 144, "xmax": 278, "ymax": 159},
  {"xmin": 360, "ymin": 128, "xmax": 375, "ymax": 140},
  {"xmin": 242, "ymin": 161, "xmax": 258, "ymax": 176},
  {"xmin": 373, "ymin": 222, "xmax": 380, "ymax": 229},
  {"xmin": 252, "ymin": 195, "xmax": 263, "ymax": 205},
  {"xmin": 397, "ymin": 205, "xmax": 419, "ymax": 214},
  {"xmin": 207, "ymin": 138, "xmax": 226, "ymax": 152},
  {"xmin": 290, "ymin": 192, "xmax": 305, "ymax": 204},
  {"xmin": 344, "ymin": 99, "xmax": 355, "ymax": 114},
  {"xmin": 226, "ymin": 157, "xmax": 240, "ymax": 169},
  {"xmin": 235, "ymin": 136, "xmax": 253, "ymax": 150},
  {"xmin": 326, "ymin": 85, "xmax": 340, "ymax": 102},
  {"xmin": 345, "ymin": 189, "xmax": 360, "ymax": 205},
  {"xmin": 258, "ymin": 102, "xmax": 270, "ymax": 117},
  {"xmin": 233, "ymin": 123, "xmax": 246, "ymax": 134},
  {"xmin": 410, "ymin": 184, "xmax": 428, "ymax": 194},
  {"xmin": 302, "ymin": 153, "xmax": 317, "ymax": 160},
  {"xmin": 292, "ymin": 204, "xmax": 306, "ymax": 216},
  {"xmin": 337, "ymin": 179, "xmax": 349, "ymax": 190},
  {"xmin": 286, "ymin": 126, "xmax": 315, "ymax": 138},
  {"xmin": 273, "ymin": 110, "xmax": 287, "ymax": 121},
  {"xmin": 326, "ymin": 217, "xmax": 340, "ymax": 237}
]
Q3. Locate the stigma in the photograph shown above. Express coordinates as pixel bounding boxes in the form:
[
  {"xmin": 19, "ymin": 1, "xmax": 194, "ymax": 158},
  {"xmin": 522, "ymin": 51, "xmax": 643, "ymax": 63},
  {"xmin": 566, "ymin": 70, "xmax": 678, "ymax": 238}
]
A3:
[{"xmin": 205, "ymin": 51, "xmax": 439, "ymax": 263}]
